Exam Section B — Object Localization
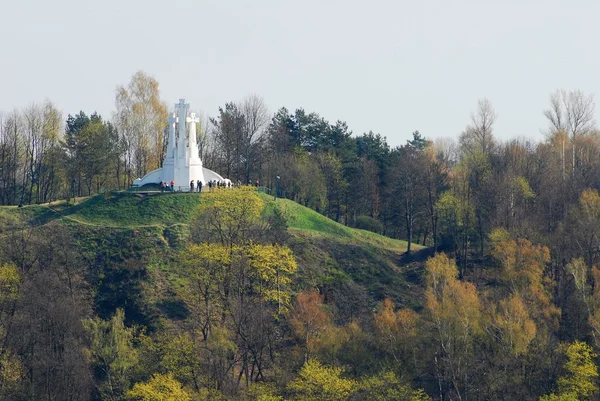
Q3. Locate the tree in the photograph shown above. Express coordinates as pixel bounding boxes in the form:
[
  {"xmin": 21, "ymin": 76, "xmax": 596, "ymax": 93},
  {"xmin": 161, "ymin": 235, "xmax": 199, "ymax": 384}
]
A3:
[
  {"xmin": 287, "ymin": 359, "xmax": 356, "ymax": 401},
  {"xmin": 241, "ymin": 95, "xmax": 269, "ymax": 184},
  {"xmin": 494, "ymin": 293, "xmax": 537, "ymax": 356},
  {"xmin": 572, "ymin": 189, "xmax": 600, "ymax": 267},
  {"xmin": 290, "ymin": 290, "xmax": 331, "ymax": 362},
  {"xmin": 0, "ymin": 263, "xmax": 21, "ymax": 397},
  {"xmin": 490, "ymin": 237, "xmax": 560, "ymax": 329},
  {"xmin": 460, "ymin": 98, "xmax": 497, "ymax": 155},
  {"xmin": 543, "ymin": 90, "xmax": 596, "ymax": 176},
  {"xmin": 210, "ymin": 103, "xmax": 246, "ymax": 180},
  {"xmin": 192, "ymin": 186, "xmax": 265, "ymax": 248},
  {"xmin": 540, "ymin": 341, "xmax": 598, "ymax": 401},
  {"xmin": 353, "ymin": 371, "xmax": 431, "ymax": 401},
  {"xmin": 115, "ymin": 71, "xmax": 168, "ymax": 182},
  {"xmin": 388, "ymin": 136, "xmax": 429, "ymax": 252},
  {"xmin": 373, "ymin": 299, "xmax": 419, "ymax": 367},
  {"xmin": 424, "ymin": 253, "xmax": 482, "ymax": 400},
  {"xmin": 126, "ymin": 374, "xmax": 191, "ymax": 401},
  {"xmin": 422, "ymin": 145, "xmax": 449, "ymax": 251},
  {"xmin": 84, "ymin": 309, "xmax": 139, "ymax": 401}
]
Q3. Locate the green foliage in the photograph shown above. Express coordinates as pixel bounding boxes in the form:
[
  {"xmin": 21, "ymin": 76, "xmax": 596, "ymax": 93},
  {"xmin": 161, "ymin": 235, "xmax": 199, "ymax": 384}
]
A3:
[
  {"xmin": 353, "ymin": 215, "xmax": 384, "ymax": 234},
  {"xmin": 83, "ymin": 308, "xmax": 139, "ymax": 401}
]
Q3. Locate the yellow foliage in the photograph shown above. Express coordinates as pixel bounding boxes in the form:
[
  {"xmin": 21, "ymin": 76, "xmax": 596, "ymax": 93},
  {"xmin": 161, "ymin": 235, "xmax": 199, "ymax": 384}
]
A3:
[
  {"xmin": 247, "ymin": 382, "xmax": 283, "ymax": 401},
  {"xmin": 195, "ymin": 186, "xmax": 264, "ymax": 247},
  {"xmin": 290, "ymin": 290, "xmax": 330, "ymax": 361},
  {"xmin": 425, "ymin": 254, "xmax": 482, "ymax": 339},
  {"xmin": 0, "ymin": 263, "xmax": 20, "ymax": 306},
  {"xmin": 313, "ymin": 324, "xmax": 350, "ymax": 363},
  {"xmin": 579, "ymin": 189, "xmax": 600, "ymax": 221},
  {"xmin": 489, "ymin": 227, "xmax": 511, "ymax": 247},
  {"xmin": 357, "ymin": 371, "xmax": 431, "ymax": 401},
  {"xmin": 247, "ymin": 243, "xmax": 298, "ymax": 312},
  {"xmin": 491, "ymin": 238, "xmax": 559, "ymax": 328},
  {"xmin": 287, "ymin": 359, "xmax": 356, "ymax": 401},
  {"xmin": 495, "ymin": 294, "xmax": 536, "ymax": 356},
  {"xmin": 373, "ymin": 299, "xmax": 418, "ymax": 353},
  {"xmin": 541, "ymin": 341, "xmax": 598, "ymax": 401},
  {"xmin": 126, "ymin": 374, "xmax": 191, "ymax": 401},
  {"xmin": 558, "ymin": 341, "xmax": 599, "ymax": 399}
]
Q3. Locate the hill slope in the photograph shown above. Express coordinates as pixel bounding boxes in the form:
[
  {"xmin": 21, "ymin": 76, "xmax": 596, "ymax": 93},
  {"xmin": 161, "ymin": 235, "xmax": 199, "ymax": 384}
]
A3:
[{"xmin": 1, "ymin": 191, "xmax": 426, "ymax": 324}]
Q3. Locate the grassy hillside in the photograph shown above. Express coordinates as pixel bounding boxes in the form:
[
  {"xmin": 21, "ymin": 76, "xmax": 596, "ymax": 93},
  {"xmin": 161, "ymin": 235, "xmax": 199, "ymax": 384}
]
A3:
[
  {"xmin": 260, "ymin": 195, "xmax": 424, "ymax": 310},
  {"xmin": 1, "ymin": 191, "xmax": 427, "ymax": 323}
]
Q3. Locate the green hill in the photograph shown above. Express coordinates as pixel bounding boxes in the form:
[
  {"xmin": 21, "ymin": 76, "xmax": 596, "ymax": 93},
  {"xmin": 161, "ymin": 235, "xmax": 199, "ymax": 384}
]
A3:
[{"xmin": 1, "ymin": 191, "xmax": 426, "ymax": 325}]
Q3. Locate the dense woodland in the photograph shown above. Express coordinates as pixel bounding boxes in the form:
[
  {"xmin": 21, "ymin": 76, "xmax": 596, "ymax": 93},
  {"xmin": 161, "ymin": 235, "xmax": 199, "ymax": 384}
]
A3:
[{"xmin": 2, "ymin": 71, "xmax": 600, "ymax": 400}]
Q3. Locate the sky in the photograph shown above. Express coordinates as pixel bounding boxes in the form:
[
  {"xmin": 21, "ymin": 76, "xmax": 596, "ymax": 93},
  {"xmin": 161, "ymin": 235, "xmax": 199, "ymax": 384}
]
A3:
[{"xmin": 1, "ymin": 0, "xmax": 599, "ymax": 147}]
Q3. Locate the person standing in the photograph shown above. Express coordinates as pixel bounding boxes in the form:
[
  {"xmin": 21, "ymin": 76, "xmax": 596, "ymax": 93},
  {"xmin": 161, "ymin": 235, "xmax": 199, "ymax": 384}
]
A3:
[
  {"xmin": 190, "ymin": 180, "xmax": 194, "ymax": 192},
  {"xmin": 197, "ymin": 180, "xmax": 202, "ymax": 192},
  {"xmin": 170, "ymin": 180, "xmax": 175, "ymax": 192}
]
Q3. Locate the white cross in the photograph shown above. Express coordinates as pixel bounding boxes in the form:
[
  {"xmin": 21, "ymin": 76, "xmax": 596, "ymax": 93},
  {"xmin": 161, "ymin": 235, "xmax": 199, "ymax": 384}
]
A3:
[{"xmin": 186, "ymin": 112, "xmax": 200, "ymax": 124}]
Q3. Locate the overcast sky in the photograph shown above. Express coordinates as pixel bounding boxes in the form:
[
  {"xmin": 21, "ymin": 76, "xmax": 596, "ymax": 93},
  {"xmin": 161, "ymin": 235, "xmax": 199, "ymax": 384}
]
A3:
[{"xmin": 1, "ymin": 0, "xmax": 599, "ymax": 147}]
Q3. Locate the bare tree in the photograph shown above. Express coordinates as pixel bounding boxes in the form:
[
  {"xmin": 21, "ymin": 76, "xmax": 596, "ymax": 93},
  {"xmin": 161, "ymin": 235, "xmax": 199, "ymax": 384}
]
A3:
[
  {"xmin": 460, "ymin": 98, "xmax": 497, "ymax": 155},
  {"xmin": 544, "ymin": 89, "xmax": 596, "ymax": 175},
  {"xmin": 240, "ymin": 95, "xmax": 268, "ymax": 183}
]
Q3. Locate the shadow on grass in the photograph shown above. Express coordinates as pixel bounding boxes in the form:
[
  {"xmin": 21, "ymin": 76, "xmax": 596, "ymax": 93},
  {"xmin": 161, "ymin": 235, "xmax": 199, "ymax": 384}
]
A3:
[
  {"xmin": 398, "ymin": 247, "xmax": 435, "ymax": 264},
  {"xmin": 28, "ymin": 192, "xmax": 168, "ymax": 227}
]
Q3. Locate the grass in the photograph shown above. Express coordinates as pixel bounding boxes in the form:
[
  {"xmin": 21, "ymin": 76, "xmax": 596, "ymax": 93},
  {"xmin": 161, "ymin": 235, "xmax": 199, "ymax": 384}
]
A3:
[
  {"xmin": 1, "ymin": 190, "xmax": 427, "ymax": 311},
  {"xmin": 0, "ymin": 192, "xmax": 203, "ymax": 229},
  {"xmin": 260, "ymin": 194, "xmax": 426, "ymax": 307},
  {"xmin": 261, "ymin": 193, "xmax": 422, "ymax": 253}
]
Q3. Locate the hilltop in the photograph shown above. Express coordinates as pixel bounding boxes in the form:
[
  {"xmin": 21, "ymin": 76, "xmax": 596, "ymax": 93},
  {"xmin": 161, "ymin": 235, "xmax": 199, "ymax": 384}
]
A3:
[{"xmin": 0, "ymin": 190, "xmax": 425, "ymax": 325}]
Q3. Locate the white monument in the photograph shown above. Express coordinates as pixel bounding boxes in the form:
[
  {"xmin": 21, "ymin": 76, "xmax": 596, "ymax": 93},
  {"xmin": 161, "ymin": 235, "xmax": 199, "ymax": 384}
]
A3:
[{"xmin": 132, "ymin": 99, "xmax": 226, "ymax": 190}]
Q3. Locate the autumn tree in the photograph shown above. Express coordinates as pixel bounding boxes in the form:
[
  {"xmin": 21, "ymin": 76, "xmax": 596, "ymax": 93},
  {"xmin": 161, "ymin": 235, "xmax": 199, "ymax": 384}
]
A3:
[
  {"xmin": 490, "ymin": 234, "xmax": 560, "ymax": 329},
  {"xmin": 373, "ymin": 299, "xmax": 419, "ymax": 369},
  {"xmin": 424, "ymin": 253, "xmax": 482, "ymax": 400},
  {"xmin": 290, "ymin": 290, "xmax": 331, "ymax": 362}
]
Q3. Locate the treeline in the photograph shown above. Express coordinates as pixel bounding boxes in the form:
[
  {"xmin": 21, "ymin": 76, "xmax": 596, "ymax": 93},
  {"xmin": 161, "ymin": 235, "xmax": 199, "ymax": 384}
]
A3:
[{"xmin": 4, "ymin": 73, "xmax": 600, "ymax": 269}]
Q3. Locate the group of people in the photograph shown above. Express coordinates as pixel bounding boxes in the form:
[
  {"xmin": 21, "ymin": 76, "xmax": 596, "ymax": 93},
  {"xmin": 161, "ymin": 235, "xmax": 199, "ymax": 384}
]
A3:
[
  {"xmin": 203, "ymin": 179, "xmax": 232, "ymax": 190},
  {"xmin": 160, "ymin": 180, "xmax": 259, "ymax": 192},
  {"xmin": 159, "ymin": 180, "xmax": 175, "ymax": 192},
  {"xmin": 158, "ymin": 179, "xmax": 240, "ymax": 193},
  {"xmin": 188, "ymin": 180, "xmax": 204, "ymax": 192}
]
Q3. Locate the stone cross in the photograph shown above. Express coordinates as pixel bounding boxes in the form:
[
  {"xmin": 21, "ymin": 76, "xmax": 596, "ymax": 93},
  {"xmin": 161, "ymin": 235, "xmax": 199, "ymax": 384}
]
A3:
[
  {"xmin": 186, "ymin": 112, "xmax": 200, "ymax": 124},
  {"xmin": 166, "ymin": 113, "xmax": 177, "ymax": 157},
  {"xmin": 176, "ymin": 99, "xmax": 189, "ymax": 157},
  {"xmin": 187, "ymin": 112, "xmax": 200, "ymax": 152}
]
